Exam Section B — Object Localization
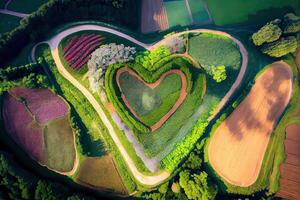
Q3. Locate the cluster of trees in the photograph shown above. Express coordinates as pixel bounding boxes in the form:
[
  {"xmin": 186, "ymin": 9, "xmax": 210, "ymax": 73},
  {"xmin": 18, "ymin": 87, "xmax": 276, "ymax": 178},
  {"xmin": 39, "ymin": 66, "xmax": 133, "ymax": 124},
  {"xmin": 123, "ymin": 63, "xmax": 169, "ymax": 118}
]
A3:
[
  {"xmin": 251, "ymin": 13, "xmax": 300, "ymax": 57},
  {"xmin": 0, "ymin": 0, "xmax": 139, "ymax": 67},
  {"xmin": 262, "ymin": 36, "xmax": 298, "ymax": 57},
  {"xmin": 0, "ymin": 151, "xmax": 95, "ymax": 200},
  {"xmin": 206, "ymin": 65, "xmax": 227, "ymax": 83},
  {"xmin": 87, "ymin": 43, "xmax": 136, "ymax": 93},
  {"xmin": 0, "ymin": 61, "xmax": 50, "ymax": 94},
  {"xmin": 140, "ymin": 140, "xmax": 217, "ymax": 200},
  {"xmin": 135, "ymin": 45, "xmax": 171, "ymax": 71},
  {"xmin": 161, "ymin": 112, "xmax": 209, "ymax": 171}
]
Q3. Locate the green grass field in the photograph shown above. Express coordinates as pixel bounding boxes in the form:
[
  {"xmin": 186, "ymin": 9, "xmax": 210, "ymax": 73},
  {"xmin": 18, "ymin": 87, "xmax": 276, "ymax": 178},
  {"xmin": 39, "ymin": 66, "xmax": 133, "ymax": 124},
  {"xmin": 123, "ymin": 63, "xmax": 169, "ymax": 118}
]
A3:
[
  {"xmin": 188, "ymin": 0, "xmax": 211, "ymax": 24},
  {"xmin": 163, "ymin": 0, "xmax": 191, "ymax": 27},
  {"xmin": 206, "ymin": 0, "xmax": 300, "ymax": 26},
  {"xmin": 0, "ymin": 14, "xmax": 20, "ymax": 34},
  {"xmin": 119, "ymin": 72, "xmax": 181, "ymax": 126},
  {"xmin": 44, "ymin": 116, "xmax": 76, "ymax": 172},
  {"xmin": 7, "ymin": 0, "xmax": 49, "ymax": 13}
]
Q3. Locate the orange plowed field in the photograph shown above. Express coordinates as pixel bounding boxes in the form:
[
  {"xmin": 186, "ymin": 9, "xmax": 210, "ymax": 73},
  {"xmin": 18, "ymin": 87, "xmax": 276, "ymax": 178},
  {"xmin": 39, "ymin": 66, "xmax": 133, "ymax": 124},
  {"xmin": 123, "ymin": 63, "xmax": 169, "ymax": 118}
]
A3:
[{"xmin": 208, "ymin": 61, "xmax": 293, "ymax": 187}]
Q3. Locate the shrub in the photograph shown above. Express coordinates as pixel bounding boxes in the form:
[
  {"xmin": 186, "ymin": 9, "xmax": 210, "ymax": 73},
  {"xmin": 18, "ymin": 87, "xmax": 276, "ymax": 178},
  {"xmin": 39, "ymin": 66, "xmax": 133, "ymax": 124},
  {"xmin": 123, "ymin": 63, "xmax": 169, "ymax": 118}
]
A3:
[
  {"xmin": 135, "ymin": 45, "xmax": 171, "ymax": 71},
  {"xmin": 206, "ymin": 65, "xmax": 227, "ymax": 83},
  {"xmin": 251, "ymin": 22, "xmax": 282, "ymax": 46},
  {"xmin": 261, "ymin": 36, "xmax": 298, "ymax": 57},
  {"xmin": 88, "ymin": 43, "xmax": 136, "ymax": 93}
]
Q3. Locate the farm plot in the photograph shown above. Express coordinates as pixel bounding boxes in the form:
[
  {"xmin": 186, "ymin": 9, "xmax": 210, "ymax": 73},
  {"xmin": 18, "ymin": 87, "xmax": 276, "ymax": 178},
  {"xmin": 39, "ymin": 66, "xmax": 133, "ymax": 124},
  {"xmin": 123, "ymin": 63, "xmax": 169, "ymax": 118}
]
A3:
[
  {"xmin": 2, "ymin": 87, "xmax": 77, "ymax": 174},
  {"xmin": 76, "ymin": 156, "xmax": 128, "ymax": 194},
  {"xmin": 63, "ymin": 34, "xmax": 105, "ymax": 71},
  {"xmin": 163, "ymin": 0, "xmax": 191, "ymax": 27},
  {"xmin": 141, "ymin": 0, "xmax": 169, "ymax": 33},
  {"xmin": 276, "ymin": 124, "xmax": 300, "ymax": 200},
  {"xmin": 9, "ymin": 87, "xmax": 68, "ymax": 123},
  {"xmin": 208, "ymin": 62, "xmax": 293, "ymax": 187},
  {"xmin": 187, "ymin": 0, "xmax": 212, "ymax": 24}
]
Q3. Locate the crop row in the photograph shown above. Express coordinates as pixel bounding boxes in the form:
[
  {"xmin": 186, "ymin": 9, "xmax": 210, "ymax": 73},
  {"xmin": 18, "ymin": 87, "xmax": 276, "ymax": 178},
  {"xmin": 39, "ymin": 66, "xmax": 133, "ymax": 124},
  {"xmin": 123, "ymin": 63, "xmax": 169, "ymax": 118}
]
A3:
[{"xmin": 63, "ymin": 34, "xmax": 105, "ymax": 70}]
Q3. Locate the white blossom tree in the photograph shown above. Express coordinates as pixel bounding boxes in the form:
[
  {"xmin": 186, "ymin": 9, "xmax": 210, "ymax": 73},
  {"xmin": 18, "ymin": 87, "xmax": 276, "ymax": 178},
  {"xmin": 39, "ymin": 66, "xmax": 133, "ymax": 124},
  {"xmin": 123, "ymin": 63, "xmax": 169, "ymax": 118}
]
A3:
[{"xmin": 88, "ymin": 43, "xmax": 136, "ymax": 93}]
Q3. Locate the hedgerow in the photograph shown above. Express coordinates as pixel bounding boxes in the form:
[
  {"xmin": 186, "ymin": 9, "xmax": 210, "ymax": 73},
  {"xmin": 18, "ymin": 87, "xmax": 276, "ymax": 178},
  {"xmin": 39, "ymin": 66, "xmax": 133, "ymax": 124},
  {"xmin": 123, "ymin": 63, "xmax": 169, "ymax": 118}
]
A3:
[
  {"xmin": 105, "ymin": 56, "xmax": 194, "ymax": 133},
  {"xmin": 161, "ymin": 112, "xmax": 210, "ymax": 171}
]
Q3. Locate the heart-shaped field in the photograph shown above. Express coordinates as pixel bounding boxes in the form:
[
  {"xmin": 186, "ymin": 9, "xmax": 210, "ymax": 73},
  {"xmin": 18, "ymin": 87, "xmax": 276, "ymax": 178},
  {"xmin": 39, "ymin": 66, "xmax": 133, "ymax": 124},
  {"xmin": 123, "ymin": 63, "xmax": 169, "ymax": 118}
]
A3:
[
  {"xmin": 116, "ymin": 67, "xmax": 187, "ymax": 131},
  {"xmin": 105, "ymin": 55, "xmax": 199, "ymax": 133}
]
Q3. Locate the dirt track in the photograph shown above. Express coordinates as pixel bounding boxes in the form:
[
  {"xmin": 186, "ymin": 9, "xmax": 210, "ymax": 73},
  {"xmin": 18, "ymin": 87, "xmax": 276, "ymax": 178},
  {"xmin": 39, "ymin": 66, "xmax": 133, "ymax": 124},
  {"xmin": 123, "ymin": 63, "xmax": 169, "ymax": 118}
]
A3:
[
  {"xmin": 141, "ymin": 0, "xmax": 169, "ymax": 33},
  {"xmin": 208, "ymin": 61, "xmax": 293, "ymax": 187},
  {"xmin": 115, "ymin": 67, "xmax": 187, "ymax": 132}
]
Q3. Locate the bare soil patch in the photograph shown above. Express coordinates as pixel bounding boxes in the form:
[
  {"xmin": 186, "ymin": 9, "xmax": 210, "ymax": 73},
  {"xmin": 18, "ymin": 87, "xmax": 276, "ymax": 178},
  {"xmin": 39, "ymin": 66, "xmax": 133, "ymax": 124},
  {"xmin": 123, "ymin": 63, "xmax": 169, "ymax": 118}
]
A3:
[
  {"xmin": 76, "ymin": 155, "xmax": 128, "ymax": 194},
  {"xmin": 208, "ymin": 61, "xmax": 293, "ymax": 187}
]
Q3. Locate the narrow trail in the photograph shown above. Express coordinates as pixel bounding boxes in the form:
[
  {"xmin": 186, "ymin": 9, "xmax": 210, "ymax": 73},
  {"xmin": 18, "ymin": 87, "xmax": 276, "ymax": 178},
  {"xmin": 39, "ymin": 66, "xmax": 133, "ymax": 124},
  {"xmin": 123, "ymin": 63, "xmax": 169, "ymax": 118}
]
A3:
[
  {"xmin": 0, "ymin": 9, "xmax": 29, "ymax": 18},
  {"xmin": 32, "ymin": 24, "xmax": 248, "ymax": 186}
]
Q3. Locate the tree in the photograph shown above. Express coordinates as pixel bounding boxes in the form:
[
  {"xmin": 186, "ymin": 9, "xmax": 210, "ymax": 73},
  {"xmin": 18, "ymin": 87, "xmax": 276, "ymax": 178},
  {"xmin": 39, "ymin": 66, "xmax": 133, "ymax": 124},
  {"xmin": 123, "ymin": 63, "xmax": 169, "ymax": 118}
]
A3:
[
  {"xmin": 179, "ymin": 170, "xmax": 217, "ymax": 200},
  {"xmin": 251, "ymin": 22, "xmax": 282, "ymax": 46},
  {"xmin": 283, "ymin": 13, "xmax": 300, "ymax": 34},
  {"xmin": 34, "ymin": 180, "xmax": 68, "ymax": 200},
  {"xmin": 87, "ymin": 43, "xmax": 136, "ymax": 93},
  {"xmin": 261, "ymin": 36, "xmax": 298, "ymax": 57},
  {"xmin": 206, "ymin": 65, "xmax": 227, "ymax": 83}
]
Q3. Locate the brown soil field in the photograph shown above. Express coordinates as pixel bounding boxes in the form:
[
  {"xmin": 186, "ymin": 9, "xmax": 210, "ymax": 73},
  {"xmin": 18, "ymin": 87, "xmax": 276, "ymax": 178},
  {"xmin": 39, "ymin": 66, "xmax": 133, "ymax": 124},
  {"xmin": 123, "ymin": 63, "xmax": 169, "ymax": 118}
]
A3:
[
  {"xmin": 208, "ymin": 61, "xmax": 293, "ymax": 187},
  {"xmin": 276, "ymin": 124, "xmax": 300, "ymax": 200},
  {"xmin": 76, "ymin": 155, "xmax": 127, "ymax": 194},
  {"xmin": 141, "ymin": 0, "xmax": 169, "ymax": 33},
  {"xmin": 116, "ymin": 67, "xmax": 187, "ymax": 132}
]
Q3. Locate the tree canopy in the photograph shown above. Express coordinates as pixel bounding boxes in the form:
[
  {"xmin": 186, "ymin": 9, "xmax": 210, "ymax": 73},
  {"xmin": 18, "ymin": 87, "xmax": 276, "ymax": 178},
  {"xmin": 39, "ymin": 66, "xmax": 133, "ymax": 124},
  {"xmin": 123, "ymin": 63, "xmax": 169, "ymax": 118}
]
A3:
[
  {"xmin": 251, "ymin": 22, "xmax": 282, "ymax": 46},
  {"xmin": 261, "ymin": 36, "xmax": 298, "ymax": 57},
  {"xmin": 179, "ymin": 170, "xmax": 217, "ymax": 200}
]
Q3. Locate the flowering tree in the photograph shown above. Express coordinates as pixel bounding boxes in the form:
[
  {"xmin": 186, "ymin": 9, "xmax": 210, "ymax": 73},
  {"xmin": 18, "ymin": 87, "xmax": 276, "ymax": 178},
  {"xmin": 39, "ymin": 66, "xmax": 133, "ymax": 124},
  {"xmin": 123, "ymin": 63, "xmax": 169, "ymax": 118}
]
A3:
[{"xmin": 88, "ymin": 43, "xmax": 136, "ymax": 93}]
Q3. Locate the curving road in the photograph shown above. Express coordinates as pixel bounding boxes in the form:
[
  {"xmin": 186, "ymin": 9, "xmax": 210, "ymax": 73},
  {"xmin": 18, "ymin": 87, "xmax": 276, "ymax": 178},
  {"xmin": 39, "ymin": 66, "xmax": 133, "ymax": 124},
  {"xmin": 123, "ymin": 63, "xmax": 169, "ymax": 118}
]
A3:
[{"xmin": 33, "ymin": 24, "xmax": 248, "ymax": 186}]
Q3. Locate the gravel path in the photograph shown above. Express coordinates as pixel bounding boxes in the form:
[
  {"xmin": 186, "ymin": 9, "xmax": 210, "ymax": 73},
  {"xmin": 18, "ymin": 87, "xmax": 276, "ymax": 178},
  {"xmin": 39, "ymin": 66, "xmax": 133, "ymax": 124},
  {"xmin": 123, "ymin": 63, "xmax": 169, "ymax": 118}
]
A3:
[
  {"xmin": 32, "ymin": 24, "xmax": 248, "ymax": 186},
  {"xmin": 0, "ymin": 9, "xmax": 29, "ymax": 18}
]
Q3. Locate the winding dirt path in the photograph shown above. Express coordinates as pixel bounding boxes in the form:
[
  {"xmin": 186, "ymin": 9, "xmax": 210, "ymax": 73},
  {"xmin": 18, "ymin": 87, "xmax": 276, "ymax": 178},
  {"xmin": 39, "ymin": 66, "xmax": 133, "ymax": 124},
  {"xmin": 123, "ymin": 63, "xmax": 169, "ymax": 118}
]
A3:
[
  {"xmin": 208, "ymin": 61, "xmax": 293, "ymax": 187},
  {"xmin": 32, "ymin": 24, "xmax": 248, "ymax": 186}
]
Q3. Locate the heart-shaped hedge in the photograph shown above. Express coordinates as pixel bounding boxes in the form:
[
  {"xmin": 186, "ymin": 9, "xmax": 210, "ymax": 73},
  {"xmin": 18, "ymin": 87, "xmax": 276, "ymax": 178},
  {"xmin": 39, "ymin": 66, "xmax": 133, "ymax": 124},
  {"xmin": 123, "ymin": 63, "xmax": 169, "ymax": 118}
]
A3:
[{"xmin": 105, "ymin": 55, "xmax": 203, "ymax": 133}]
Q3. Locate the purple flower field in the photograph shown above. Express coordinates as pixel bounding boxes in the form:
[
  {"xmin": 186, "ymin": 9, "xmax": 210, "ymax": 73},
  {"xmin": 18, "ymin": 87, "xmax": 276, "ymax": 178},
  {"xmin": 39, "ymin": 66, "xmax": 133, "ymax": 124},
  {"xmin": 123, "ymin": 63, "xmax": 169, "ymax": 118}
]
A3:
[
  {"xmin": 2, "ymin": 93, "xmax": 45, "ymax": 163},
  {"xmin": 10, "ymin": 87, "xmax": 69, "ymax": 123}
]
